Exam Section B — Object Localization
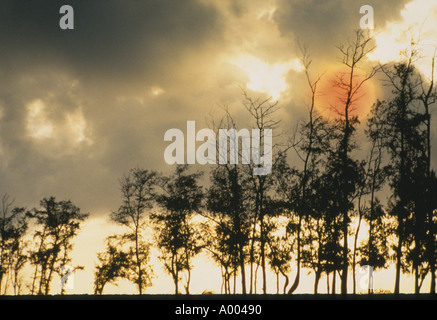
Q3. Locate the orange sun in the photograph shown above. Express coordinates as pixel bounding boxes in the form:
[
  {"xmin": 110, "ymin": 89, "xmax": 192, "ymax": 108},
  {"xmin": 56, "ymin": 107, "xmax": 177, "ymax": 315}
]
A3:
[{"xmin": 315, "ymin": 66, "xmax": 376, "ymax": 120}]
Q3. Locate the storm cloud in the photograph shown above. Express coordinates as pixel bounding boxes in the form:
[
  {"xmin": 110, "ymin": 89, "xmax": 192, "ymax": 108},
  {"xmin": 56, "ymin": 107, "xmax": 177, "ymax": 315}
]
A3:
[{"xmin": 0, "ymin": 0, "xmax": 435, "ymax": 217}]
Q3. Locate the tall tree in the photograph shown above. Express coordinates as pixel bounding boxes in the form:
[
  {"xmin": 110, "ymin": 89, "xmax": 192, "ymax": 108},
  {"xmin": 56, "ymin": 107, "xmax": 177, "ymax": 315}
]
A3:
[
  {"xmin": 152, "ymin": 165, "xmax": 204, "ymax": 294},
  {"xmin": 29, "ymin": 197, "xmax": 88, "ymax": 295},
  {"xmin": 328, "ymin": 30, "xmax": 377, "ymax": 294},
  {"xmin": 352, "ymin": 105, "xmax": 390, "ymax": 294},
  {"xmin": 242, "ymin": 93, "xmax": 281, "ymax": 294},
  {"xmin": 206, "ymin": 164, "xmax": 250, "ymax": 294},
  {"xmin": 110, "ymin": 168, "xmax": 157, "ymax": 294},
  {"xmin": 376, "ymin": 42, "xmax": 432, "ymax": 293},
  {"xmin": 207, "ymin": 97, "xmax": 282, "ymax": 294},
  {"xmin": 417, "ymin": 47, "xmax": 436, "ymax": 293},
  {"xmin": 279, "ymin": 42, "xmax": 332, "ymax": 294}
]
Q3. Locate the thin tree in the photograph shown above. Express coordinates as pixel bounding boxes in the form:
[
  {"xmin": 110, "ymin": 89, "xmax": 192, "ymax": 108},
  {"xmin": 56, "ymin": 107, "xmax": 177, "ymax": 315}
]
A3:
[
  {"xmin": 283, "ymin": 42, "xmax": 331, "ymax": 294},
  {"xmin": 351, "ymin": 107, "xmax": 391, "ymax": 293},
  {"xmin": 110, "ymin": 168, "xmax": 157, "ymax": 294},
  {"xmin": 242, "ymin": 92, "xmax": 282, "ymax": 294},
  {"xmin": 329, "ymin": 29, "xmax": 377, "ymax": 294}
]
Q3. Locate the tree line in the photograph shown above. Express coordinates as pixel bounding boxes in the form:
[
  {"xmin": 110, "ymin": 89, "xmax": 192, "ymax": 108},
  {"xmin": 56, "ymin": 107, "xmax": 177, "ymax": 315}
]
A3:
[
  {"xmin": 0, "ymin": 195, "xmax": 88, "ymax": 295},
  {"xmin": 0, "ymin": 30, "xmax": 436, "ymax": 295}
]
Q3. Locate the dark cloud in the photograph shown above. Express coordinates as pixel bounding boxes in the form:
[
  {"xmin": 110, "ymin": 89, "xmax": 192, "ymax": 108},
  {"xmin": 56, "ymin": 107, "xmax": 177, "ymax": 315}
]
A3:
[
  {"xmin": 0, "ymin": 0, "xmax": 424, "ymax": 218},
  {"xmin": 0, "ymin": 0, "xmax": 221, "ymax": 83},
  {"xmin": 0, "ymin": 0, "xmax": 224, "ymax": 214},
  {"xmin": 274, "ymin": 0, "xmax": 411, "ymax": 61}
]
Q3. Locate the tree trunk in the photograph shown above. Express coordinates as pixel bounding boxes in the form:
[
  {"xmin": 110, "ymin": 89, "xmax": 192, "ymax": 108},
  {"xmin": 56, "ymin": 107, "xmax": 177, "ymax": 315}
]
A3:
[
  {"xmin": 332, "ymin": 271, "xmax": 336, "ymax": 294},
  {"xmin": 280, "ymin": 269, "xmax": 289, "ymax": 294},
  {"xmin": 352, "ymin": 213, "xmax": 362, "ymax": 294},
  {"xmin": 314, "ymin": 269, "xmax": 321, "ymax": 294},
  {"xmin": 260, "ymin": 216, "xmax": 267, "ymax": 294},
  {"xmin": 341, "ymin": 217, "xmax": 348, "ymax": 295},
  {"xmin": 239, "ymin": 244, "xmax": 247, "ymax": 294},
  {"xmin": 135, "ymin": 224, "xmax": 143, "ymax": 294},
  {"xmin": 394, "ymin": 219, "xmax": 403, "ymax": 294},
  {"xmin": 414, "ymin": 265, "xmax": 419, "ymax": 294},
  {"xmin": 288, "ymin": 215, "xmax": 302, "ymax": 294}
]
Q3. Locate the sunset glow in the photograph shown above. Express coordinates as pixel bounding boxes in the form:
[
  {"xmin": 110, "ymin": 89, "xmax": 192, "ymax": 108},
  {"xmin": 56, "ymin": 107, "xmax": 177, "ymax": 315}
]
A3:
[
  {"xmin": 316, "ymin": 66, "xmax": 376, "ymax": 120},
  {"xmin": 232, "ymin": 55, "xmax": 303, "ymax": 100},
  {"xmin": 368, "ymin": 0, "xmax": 437, "ymax": 80}
]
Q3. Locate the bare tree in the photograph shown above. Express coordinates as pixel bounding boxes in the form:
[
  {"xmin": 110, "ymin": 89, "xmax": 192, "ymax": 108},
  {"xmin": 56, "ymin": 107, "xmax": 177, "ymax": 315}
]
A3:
[{"xmin": 286, "ymin": 42, "xmax": 330, "ymax": 294}]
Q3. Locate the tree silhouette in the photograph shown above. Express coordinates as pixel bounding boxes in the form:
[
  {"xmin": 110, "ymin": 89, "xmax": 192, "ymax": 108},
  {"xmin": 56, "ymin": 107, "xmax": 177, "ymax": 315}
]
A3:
[
  {"xmin": 242, "ymin": 93, "xmax": 281, "ymax": 294},
  {"xmin": 94, "ymin": 235, "xmax": 130, "ymax": 294},
  {"xmin": 417, "ymin": 46, "xmax": 436, "ymax": 293},
  {"xmin": 327, "ymin": 30, "xmax": 377, "ymax": 294},
  {"xmin": 274, "ymin": 42, "xmax": 332, "ymax": 294},
  {"xmin": 28, "ymin": 197, "xmax": 88, "ymax": 295},
  {"xmin": 0, "ymin": 194, "xmax": 28, "ymax": 295},
  {"xmin": 206, "ymin": 165, "xmax": 250, "ymax": 294},
  {"xmin": 376, "ymin": 47, "xmax": 430, "ymax": 293},
  {"xmin": 266, "ymin": 216, "xmax": 293, "ymax": 294},
  {"xmin": 108, "ymin": 168, "xmax": 157, "ymax": 294},
  {"xmin": 152, "ymin": 165, "xmax": 203, "ymax": 294},
  {"xmin": 351, "ymin": 105, "xmax": 390, "ymax": 293}
]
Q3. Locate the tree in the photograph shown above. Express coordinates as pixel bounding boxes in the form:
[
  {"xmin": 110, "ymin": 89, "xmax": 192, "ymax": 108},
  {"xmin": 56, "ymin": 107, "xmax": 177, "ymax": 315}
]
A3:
[
  {"xmin": 327, "ymin": 29, "xmax": 377, "ymax": 294},
  {"xmin": 266, "ymin": 216, "xmax": 293, "ymax": 294},
  {"xmin": 276, "ymin": 42, "xmax": 332, "ymax": 294},
  {"xmin": 242, "ymin": 93, "xmax": 282, "ymax": 294},
  {"xmin": 109, "ymin": 168, "xmax": 157, "ymax": 294},
  {"xmin": 417, "ymin": 46, "xmax": 437, "ymax": 293},
  {"xmin": 0, "ymin": 194, "xmax": 28, "ymax": 295},
  {"xmin": 201, "ymin": 216, "xmax": 241, "ymax": 294},
  {"xmin": 351, "ymin": 105, "xmax": 390, "ymax": 293},
  {"xmin": 377, "ymin": 44, "xmax": 430, "ymax": 293},
  {"xmin": 152, "ymin": 165, "xmax": 204, "ymax": 294},
  {"xmin": 205, "ymin": 98, "xmax": 281, "ymax": 294},
  {"xmin": 206, "ymin": 164, "xmax": 250, "ymax": 294},
  {"xmin": 28, "ymin": 197, "xmax": 88, "ymax": 295},
  {"xmin": 94, "ymin": 235, "xmax": 130, "ymax": 295}
]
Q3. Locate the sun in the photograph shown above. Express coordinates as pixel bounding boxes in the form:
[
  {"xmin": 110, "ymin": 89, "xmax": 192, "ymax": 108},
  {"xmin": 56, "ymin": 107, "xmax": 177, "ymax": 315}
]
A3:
[
  {"xmin": 231, "ymin": 55, "xmax": 303, "ymax": 100},
  {"xmin": 367, "ymin": 0, "xmax": 437, "ymax": 81},
  {"xmin": 315, "ymin": 65, "xmax": 376, "ymax": 120}
]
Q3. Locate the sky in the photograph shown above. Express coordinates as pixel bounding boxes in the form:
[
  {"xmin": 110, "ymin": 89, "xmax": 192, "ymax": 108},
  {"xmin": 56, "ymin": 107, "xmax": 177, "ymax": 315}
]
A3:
[{"xmin": 1, "ymin": 0, "xmax": 437, "ymax": 295}]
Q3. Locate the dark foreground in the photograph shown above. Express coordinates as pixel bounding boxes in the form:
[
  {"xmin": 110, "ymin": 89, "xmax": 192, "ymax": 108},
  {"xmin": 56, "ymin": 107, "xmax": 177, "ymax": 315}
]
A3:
[{"xmin": 1, "ymin": 294, "xmax": 434, "ymax": 319}]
